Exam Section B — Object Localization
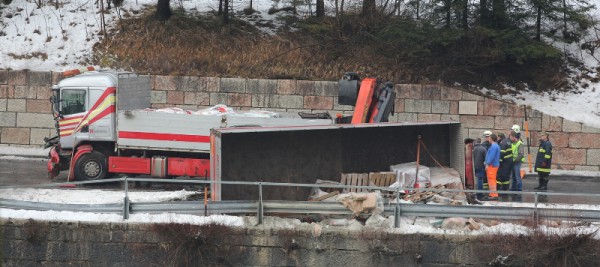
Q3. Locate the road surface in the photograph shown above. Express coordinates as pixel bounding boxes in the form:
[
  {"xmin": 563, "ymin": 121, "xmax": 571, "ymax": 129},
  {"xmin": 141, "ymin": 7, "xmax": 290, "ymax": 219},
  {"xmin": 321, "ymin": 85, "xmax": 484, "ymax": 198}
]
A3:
[{"xmin": 1, "ymin": 158, "xmax": 599, "ymax": 204}]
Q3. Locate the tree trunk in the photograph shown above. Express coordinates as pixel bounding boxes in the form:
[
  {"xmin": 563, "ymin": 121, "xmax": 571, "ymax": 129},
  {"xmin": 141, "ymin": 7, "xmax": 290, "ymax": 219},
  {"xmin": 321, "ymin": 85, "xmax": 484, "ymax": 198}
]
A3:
[
  {"xmin": 224, "ymin": 0, "xmax": 230, "ymax": 24},
  {"xmin": 462, "ymin": 0, "xmax": 468, "ymax": 30},
  {"xmin": 445, "ymin": 0, "xmax": 451, "ymax": 28},
  {"xmin": 363, "ymin": 0, "xmax": 376, "ymax": 17},
  {"xmin": 479, "ymin": 0, "xmax": 487, "ymax": 26},
  {"xmin": 155, "ymin": 0, "xmax": 172, "ymax": 21},
  {"xmin": 316, "ymin": 0, "xmax": 325, "ymax": 17},
  {"xmin": 536, "ymin": 5, "xmax": 541, "ymax": 41},
  {"xmin": 218, "ymin": 0, "xmax": 223, "ymax": 15}
]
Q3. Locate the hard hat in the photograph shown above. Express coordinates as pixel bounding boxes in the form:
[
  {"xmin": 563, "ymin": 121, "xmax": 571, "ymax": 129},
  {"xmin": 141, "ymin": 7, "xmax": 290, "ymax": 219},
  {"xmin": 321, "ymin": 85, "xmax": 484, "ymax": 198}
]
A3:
[
  {"xmin": 483, "ymin": 130, "xmax": 492, "ymax": 137},
  {"xmin": 512, "ymin": 124, "xmax": 521, "ymax": 133}
]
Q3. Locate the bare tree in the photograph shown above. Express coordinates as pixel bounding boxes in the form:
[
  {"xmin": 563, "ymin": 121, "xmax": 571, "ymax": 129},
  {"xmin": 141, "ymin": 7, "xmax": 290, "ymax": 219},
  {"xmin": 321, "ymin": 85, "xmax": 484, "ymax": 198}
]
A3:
[{"xmin": 156, "ymin": 0, "xmax": 172, "ymax": 20}]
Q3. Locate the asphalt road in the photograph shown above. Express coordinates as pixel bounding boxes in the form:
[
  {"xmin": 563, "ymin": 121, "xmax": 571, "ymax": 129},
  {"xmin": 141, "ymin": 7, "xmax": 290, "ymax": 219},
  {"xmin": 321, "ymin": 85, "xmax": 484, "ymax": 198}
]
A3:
[{"xmin": 1, "ymin": 158, "xmax": 599, "ymax": 204}]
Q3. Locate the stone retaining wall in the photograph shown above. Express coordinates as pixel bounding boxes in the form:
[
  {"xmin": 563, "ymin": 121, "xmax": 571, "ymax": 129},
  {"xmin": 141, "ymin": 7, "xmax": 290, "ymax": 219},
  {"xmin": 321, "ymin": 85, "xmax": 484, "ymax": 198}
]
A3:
[
  {"xmin": 1, "ymin": 70, "xmax": 598, "ymax": 171},
  {"xmin": 0, "ymin": 218, "xmax": 510, "ymax": 266}
]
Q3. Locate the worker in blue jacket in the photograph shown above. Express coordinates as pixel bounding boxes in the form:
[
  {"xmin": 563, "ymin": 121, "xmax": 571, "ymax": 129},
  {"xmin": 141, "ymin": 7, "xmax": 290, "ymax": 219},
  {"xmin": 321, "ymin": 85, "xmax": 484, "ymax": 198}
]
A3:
[{"xmin": 534, "ymin": 132, "xmax": 553, "ymax": 190}]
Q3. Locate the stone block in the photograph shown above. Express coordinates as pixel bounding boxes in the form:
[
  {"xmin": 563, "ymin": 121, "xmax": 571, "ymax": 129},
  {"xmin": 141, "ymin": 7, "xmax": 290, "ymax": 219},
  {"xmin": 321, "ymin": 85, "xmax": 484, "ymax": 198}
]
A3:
[
  {"xmin": 27, "ymin": 71, "xmax": 52, "ymax": 86},
  {"xmin": 440, "ymin": 86, "xmax": 462, "ymax": 100},
  {"xmin": 248, "ymin": 79, "xmax": 277, "ymax": 94},
  {"xmin": 527, "ymin": 117, "xmax": 542, "ymax": 131},
  {"xmin": 175, "ymin": 76, "xmax": 202, "ymax": 91},
  {"xmin": 458, "ymin": 101, "xmax": 477, "ymax": 115},
  {"xmin": 315, "ymin": 81, "xmax": 337, "ymax": 96},
  {"xmin": 8, "ymin": 70, "xmax": 27, "ymax": 86},
  {"xmin": 174, "ymin": 104, "xmax": 198, "ymax": 110},
  {"xmin": 1, "ymin": 127, "xmax": 30, "ymax": 144},
  {"xmin": 13, "ymin": 86, "xmax": 37, "ymax": 99},
  {"xmin": 507, "ymin": 103, "xmax": 525, "ymax": 117},
  {"xmin": 483, "ymin": 99, "xmax": 509, "ymax": 116},
  {"xmin": 468, "ymin": 128, "xmax": 491, "ymax": 139},
  {"xmin": 0, "ymin": 69, "xmax": 7, "ymax": 84},
  {"xmin": 210, "ymin": 92, "xmax": 228, "ymax": 105},
  {"xmin": 333, "ymin": 97, "xmax": 355, "ymax": 111},
  {"xmin": 150, "ymin": 103, "xmax": 170, "ymax": 109},
  {"xmin": 7, "ymin": 99, "xmax": 26, "ymax": 112},
  {"xmin": 393, "ymin": 99, "xmax": 405, "ymax": 113},
  {"xmin": 558, "ymin": 164, "xmax": 575, "ymax": 170},
  {"xmin": 393, "ymin": 112, "xmax": 418, "ymax": 122},
  {"xmin": 296, "ymin": 80, "xmax": 316, "ymax": 95},
  {"xmin": 582, "ymin": 124, "xmax": 600, "ymax": 133},
  {"xmin": 151, "ymin": 91, "xmax": 167, "ymax": 104},
  {"xmin": 51, "ymin": 71, "xmax": 63, "ymax": 85},
  {"xmin": 461, "ymin": 91, "xmax": 484, "ymax": 101},
  {"xmin": 0, "ymin": 85, "xmax": 9, "ymax": 98},
  {"xmin": 542, "ymin": 114, "xmax": 562, "ymax": 132},
  {"xmin": 395, "ymin": 84, "xmax": 421, "ymax": 99},
  {"xmin": 166, "ymin": 91, "xmax": 184, "ymax": 105},
  {"xmin": 304, "ymin": 96, "xmax": 333, "ymax": 110},
  {"xmin": 418, "ymin": 113, "xmax": 441, "ymax": 121},
  {"xmin": 587, "ymin": 149, "xmax": 600, "ymax": 166},
  {"xmin": 16, "ymin": 113, "xmax": 54, "ymax": 128},
  {"xmin": 26, "ymin": 99, "xmax": 51, "ymax": 113},
  {"xmin": 422, "ymin": 84, "xmax": 441, "ymax": 99},
  {"xmin": 547, "ymin": 132, "xmax": 570, "ymax": 148},
  {"xmin": 574, "ymin": 165, "xmax": 599, "ymax": 172},
  {"xmin": 477, "ymin": 101, "xmax": 484, "ymax": 115},
  {"xmin": 441, "ymin": 114, "xmax": 460, "ymax": 122},
  {"xmin": 184, "ymin": 92, "xmax": 209, "ymax": 105},
  {"xmin": 431, "ymin": 100, "xmax": 450, "ymax": 114},
  {"xmin": 569, "ymin": 133, "xmax": 600, "ymax": 148},
  {"xmin": 269, "ymin": 95, "xmax": 303, "ymax": 109},
  {"xmin": 220, "ymin": 78, "xmax": 246, "ymax": 93},
  {"xmin": 405, "ymin": 99, "xmax": 431, "ymax": 113},
  {"xmin": 228, "ymin": 93, "xmax": 252, "ymax": 107},
  {"xmin": 459, "ymin": 115, "xmax": 495, "ymax": 128},
  {"xmin": 276, "ymin": 79, "xmax": 297, "ymax": 95},
  {"xmin": 0, "ymin": 99, "xmax": 6, "ymax": 111},
  {"xmin": 198, "ymin": 77, "xmax": 220, "ymax": 92},
  {"xmin": 450, "ymin": 101, "xmax": 459, "ymax": 114},
  {"xmin": 0, "ymin": 112, "xmax": 16, "ymax": 126},
  {"xmin": 494, "ymin": 116, "xmax": 521, "ymax": 131},
  {"xmin": 252, "ymin": 94, "xmax": 270, "ymax": 108},
  {"xmin": 36, "ymin": 86, "xmax": 54, "ymax": 100},
  {"xmin": 30, "ymin": 128, "xmax": 51, "ymax": 145},
  {"xmin": 152, "ymin": 75, "xmax": 177, "ymax": 91},
  {"xmin": 562, "ymin": 120, "xmax": 582, "ymax": 132},
  {"xmin": 554, "ymin": 148, "xmax": 586, "ymax": 165}
]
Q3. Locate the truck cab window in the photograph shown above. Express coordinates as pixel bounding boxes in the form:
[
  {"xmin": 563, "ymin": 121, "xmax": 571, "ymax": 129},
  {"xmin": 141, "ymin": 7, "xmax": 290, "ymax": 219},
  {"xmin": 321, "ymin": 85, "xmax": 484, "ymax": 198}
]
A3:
[{"xmin": 61, "ymin": 90, "xmax": 86, "ymax": 115}]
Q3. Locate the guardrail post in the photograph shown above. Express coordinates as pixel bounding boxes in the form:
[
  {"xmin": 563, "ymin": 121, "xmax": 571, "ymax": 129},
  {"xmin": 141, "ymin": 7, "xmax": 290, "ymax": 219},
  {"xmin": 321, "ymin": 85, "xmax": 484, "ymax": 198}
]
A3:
[
  {"xmin": 394, "ymin": 186, "xmax": 400, "ymax": 228},
  {"xmin": 257, "ymin": 182, "xmax": 263, "ymax": 225},
  {"xmin": 533, "ymin": 193, "xmax": 538, "ymax": 228},
  {"xmin": 123, "ymin": 176, "xmax": 130, "ymax": 220}
]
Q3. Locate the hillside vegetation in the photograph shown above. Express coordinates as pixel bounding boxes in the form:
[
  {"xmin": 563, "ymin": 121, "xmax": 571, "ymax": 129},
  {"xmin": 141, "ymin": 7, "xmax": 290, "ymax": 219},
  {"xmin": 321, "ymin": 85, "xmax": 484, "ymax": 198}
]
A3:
[{"xmin": 93, "ymin": 1, "xmax": 598, "ymax": 93}]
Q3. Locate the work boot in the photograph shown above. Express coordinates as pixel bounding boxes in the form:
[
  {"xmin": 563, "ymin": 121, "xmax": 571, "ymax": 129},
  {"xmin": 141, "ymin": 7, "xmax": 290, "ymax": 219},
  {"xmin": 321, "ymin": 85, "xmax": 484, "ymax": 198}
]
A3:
[
  {"xmin": 538, "ymin": 179, "xmax": 548, "ymax": 191},
  {"xmin": 534, "ymin": 177, "xmax": 543, "ymax": 190}
]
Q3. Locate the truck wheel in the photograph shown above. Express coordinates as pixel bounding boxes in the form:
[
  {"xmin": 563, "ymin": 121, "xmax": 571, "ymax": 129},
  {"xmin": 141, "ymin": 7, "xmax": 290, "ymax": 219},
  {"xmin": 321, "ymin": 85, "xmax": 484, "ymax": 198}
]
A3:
[{"xmin": 74, "ymin": 151, "xmax": 107, "ymax": 181}]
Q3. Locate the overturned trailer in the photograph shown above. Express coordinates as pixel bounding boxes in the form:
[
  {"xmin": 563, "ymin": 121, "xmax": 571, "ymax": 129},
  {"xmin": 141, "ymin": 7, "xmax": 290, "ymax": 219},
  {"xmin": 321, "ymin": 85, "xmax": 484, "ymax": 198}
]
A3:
[{"xmin": 210, "ymin": 121, "xmax": 464, "ymax": 201}]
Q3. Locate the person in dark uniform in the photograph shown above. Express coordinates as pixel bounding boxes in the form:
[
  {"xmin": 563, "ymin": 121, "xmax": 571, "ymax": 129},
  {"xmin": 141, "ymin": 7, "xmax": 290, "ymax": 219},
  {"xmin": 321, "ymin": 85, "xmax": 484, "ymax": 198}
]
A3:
[{"xmin": 534, "ymin": 132, "xmax": 553, "ymax": 190}]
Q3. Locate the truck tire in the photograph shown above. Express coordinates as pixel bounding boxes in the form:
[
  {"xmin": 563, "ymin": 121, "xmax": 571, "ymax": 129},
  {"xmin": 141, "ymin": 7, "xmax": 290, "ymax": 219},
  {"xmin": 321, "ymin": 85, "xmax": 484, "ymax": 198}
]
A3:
[{"xmin": 74, "ymin": 151, "xmax": 107, "ymax": 181}]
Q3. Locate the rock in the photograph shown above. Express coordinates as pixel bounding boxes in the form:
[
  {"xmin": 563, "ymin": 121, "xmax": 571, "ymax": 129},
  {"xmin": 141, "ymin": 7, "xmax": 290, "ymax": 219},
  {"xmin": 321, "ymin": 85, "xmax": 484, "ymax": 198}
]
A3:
[
  {"xmin": 347, "ymin": 219, "xmax": 364, "ymax": 231},
  {"xmin": 468, "ymin": 218, "xmax": 480, "ymax": 230},
  {"xmin": 441, "ymin": 217, "xmax": 468, "ymax": 230},
  {"xmin": 366, "ymin": 214, "xmax": 386, "ymax": 228},
  {"xmin": 312, "ymin": 223, "xmax": 323, "ymax": 237},
  {"xmin": 430, "ymin": 194, "xmax": 452, "ymax": 204}
]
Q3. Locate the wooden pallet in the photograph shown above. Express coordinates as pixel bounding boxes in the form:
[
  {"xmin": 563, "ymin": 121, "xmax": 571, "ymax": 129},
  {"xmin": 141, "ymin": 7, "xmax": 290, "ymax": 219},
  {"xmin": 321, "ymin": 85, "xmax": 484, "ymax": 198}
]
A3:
[
  {"xmin": 340, "ymin": 173, "xmax": 371, "ymax": 193},
  {"xmin": 369, "ymin": 172, "xmax": 396, "ymax": 187}
]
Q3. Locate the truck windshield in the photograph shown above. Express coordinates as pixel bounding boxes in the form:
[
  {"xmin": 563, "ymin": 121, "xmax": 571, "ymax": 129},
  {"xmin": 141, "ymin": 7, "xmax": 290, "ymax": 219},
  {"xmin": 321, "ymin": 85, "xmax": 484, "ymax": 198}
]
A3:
[{"xmin": 61, "ymin": 90, "xmax": 86, "ymax": 115}]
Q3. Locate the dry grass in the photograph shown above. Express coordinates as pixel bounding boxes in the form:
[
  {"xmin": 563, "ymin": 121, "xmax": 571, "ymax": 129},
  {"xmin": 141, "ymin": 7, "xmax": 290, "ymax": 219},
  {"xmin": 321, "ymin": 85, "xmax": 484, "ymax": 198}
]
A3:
[
  {"xmin": 93, "ymin": 8, "xmax": 414, "ymax": 82},
  {"xmin": 481, "ymin": 225, "xmax": 600, "ymax": 266}
]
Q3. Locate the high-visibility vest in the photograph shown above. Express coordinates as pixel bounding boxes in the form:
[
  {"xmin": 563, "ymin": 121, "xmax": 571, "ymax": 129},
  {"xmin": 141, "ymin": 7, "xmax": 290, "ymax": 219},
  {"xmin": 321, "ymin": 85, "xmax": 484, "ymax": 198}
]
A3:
[{"xmin": 511, "ymin": 140, "xmax": 525, "ymax": 163}]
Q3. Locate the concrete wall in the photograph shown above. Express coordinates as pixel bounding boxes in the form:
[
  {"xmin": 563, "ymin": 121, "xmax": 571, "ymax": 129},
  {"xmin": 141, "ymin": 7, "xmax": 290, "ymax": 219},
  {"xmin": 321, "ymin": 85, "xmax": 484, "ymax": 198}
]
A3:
[
  {"xmin": 1, "ymin": 70, "xmax": 599, "ymax": 171},
  {"xmin": 0, "ymin": 218, "xmax": 515, "ymax": 266}
]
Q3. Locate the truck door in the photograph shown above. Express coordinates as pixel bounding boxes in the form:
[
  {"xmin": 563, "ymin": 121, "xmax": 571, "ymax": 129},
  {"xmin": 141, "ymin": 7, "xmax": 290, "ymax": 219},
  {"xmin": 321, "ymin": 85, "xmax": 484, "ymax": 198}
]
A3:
[{"xmin": 58, "ymin": 87, "xmax": 88, "ymax": 149}]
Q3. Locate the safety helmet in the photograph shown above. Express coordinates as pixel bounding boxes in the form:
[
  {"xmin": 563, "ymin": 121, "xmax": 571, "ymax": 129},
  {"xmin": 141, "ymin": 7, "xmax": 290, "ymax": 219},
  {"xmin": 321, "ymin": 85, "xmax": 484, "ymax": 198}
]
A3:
[
  {"xmin": 483, "ymin": 130, "xmax": 492, "ymax": 137},
  {"xmin": 512, "ymin": 124, "xmax": 521, "ymax": 133}
]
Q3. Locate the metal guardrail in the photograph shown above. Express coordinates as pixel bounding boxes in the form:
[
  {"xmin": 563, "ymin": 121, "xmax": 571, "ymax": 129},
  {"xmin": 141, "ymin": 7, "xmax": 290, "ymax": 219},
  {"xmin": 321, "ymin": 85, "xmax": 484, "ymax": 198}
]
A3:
[{"xmin": 1, "ymin": 177, "xmax": 599, "ymax": 228}]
